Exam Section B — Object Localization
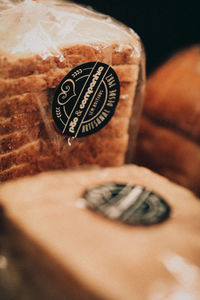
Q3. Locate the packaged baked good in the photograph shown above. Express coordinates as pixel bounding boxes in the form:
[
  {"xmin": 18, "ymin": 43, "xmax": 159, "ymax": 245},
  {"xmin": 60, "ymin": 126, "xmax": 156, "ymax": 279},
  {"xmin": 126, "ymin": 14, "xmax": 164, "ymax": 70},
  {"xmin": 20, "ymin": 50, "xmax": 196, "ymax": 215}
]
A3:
[
  {"xmin": 135, "ymin": 45, "xmax": 200, "ymax": 196},
  {"xmin": 0, "ymin": 165, "xmax": 200, "ymax": 299},
  {"xmin": 0, "ymin": 0, "xmax": 145, "ymax": 182}
]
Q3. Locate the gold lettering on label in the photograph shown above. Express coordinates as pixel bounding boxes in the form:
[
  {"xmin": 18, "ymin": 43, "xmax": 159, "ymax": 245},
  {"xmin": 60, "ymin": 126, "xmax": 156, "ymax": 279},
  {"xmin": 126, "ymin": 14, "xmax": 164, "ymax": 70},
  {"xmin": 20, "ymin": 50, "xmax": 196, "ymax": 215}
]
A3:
[
  {"xmin": 99, "ymin": 114, "xmax": 105, "ymax": 122},
  {"xmin": 107, "ymin": 89, "xmax": 117, "ymax": 107},
  {"xmin": 105, "ymin": 74, "xmax": 116, "ymax": 89},
  {"xmin": 102, "ymin": 111, "xmax": 109, "ymax": 118}
]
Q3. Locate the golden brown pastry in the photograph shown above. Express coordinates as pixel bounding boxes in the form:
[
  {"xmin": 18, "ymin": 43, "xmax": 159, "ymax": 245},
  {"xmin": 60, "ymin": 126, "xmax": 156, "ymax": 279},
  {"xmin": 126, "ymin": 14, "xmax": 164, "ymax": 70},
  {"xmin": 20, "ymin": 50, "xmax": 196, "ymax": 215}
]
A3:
[
  {"xmin": 0, "ymin": 165, "xmax": 200, "ymax": 299},
  {"xmin": 135, "ymin": 45, "xmax": 200, "ymax": 195}
]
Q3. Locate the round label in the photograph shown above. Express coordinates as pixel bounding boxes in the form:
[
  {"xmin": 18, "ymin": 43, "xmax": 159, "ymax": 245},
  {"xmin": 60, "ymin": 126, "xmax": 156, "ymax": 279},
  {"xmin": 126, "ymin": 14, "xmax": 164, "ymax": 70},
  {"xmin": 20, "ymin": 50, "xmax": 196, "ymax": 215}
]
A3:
[
  {"xmin": 83, "ymin": 183, "xmax": 170, "ymax": 226},
  {"xmin": 52, "ymin": 62, "xmax": 120, "ymax": 138}
]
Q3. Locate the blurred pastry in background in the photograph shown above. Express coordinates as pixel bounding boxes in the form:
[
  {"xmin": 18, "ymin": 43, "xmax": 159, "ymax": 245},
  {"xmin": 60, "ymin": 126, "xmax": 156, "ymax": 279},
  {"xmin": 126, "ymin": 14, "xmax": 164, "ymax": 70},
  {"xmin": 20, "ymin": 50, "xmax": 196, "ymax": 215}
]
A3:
[{"xmin": 135, "ymin": 45, "xmax": 200, "ymax": 196}]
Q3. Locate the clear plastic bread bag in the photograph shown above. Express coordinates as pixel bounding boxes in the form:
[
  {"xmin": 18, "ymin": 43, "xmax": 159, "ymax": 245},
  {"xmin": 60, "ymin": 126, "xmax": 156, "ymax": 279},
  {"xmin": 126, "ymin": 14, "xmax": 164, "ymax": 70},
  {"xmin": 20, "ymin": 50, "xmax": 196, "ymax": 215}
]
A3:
[{"xmin": 0, "ymin": 0, "xmax": 145, "ymax": 182}]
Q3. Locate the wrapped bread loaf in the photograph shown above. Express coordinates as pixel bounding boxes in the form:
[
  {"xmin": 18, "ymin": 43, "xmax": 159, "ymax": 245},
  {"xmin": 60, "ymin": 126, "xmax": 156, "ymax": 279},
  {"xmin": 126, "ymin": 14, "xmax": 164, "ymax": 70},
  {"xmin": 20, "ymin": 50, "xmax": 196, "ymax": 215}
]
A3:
[
  {"xmin": 0, "ymin": 165, "xmax": 200, "ymax": 299},
  {"xmin": 0, "ymin": 0, "xmax": 145, "ymax": 182},
  {"xmin": 135, "ymin": 45, "xmax": 200, "ymax": 195}
]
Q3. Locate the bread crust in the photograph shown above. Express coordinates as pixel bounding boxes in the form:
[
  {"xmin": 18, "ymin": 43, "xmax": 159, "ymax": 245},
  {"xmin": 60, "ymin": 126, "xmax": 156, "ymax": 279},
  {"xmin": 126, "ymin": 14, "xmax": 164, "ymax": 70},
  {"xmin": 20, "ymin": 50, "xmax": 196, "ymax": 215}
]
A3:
[
  {"xmin": 144, "ymin": 46, "xmax": 200, "ymax": 142},
  {"xmin": 135, "ymin": 46, "xmax": 200, "ymax": 195}
]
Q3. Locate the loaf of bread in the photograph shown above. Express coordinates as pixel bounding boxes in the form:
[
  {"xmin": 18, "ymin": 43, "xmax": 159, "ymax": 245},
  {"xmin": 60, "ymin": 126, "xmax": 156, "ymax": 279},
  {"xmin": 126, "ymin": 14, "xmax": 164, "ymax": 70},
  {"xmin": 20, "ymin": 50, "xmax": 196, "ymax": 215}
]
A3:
[
  {"xmin": 135, "ymin": 45, "xmax": 200, "ymax": 195},
  {"xmin": 0, "ymin": 0, "xmax": 145, "ymax": 182},
  {"xmin": 0, "ymin": 165, "xmax": 200, "ymax": 299}
]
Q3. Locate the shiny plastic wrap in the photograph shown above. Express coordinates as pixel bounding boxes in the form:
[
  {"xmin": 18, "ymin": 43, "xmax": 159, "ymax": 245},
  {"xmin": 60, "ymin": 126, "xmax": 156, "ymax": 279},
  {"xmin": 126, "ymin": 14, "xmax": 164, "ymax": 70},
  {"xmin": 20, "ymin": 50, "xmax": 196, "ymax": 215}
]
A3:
[
  {"xmin": 0, "ymin": 165, "xmax": 200, "ymax": 299},
  {"xmin": 0, "ymin": 0, "xmax": 145, "ymax": 182}
]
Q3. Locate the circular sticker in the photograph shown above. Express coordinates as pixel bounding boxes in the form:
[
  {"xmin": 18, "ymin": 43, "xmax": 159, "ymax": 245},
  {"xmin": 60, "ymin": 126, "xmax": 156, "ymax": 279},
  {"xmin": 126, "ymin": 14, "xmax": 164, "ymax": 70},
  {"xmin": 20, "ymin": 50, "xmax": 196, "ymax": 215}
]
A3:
[
  {"xmin": 52, "ymin": 62, "xmax": 120, "ymax": 138},
  {"xmin": 83, "ymin": 183, "xmax": 170, "ymax": 226}
]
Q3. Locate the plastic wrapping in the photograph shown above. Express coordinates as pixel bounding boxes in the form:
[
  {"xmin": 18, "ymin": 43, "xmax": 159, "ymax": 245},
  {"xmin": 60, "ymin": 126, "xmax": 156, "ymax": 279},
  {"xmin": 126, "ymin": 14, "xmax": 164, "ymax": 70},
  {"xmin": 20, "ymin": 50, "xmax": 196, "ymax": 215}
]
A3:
[
  {"xmin": 0, "ymin": 165, "xmax": 200, "ymax": 299},
  {"xmin": 0, "ymin": 0, "xmax": 145, "ymax": 182}
]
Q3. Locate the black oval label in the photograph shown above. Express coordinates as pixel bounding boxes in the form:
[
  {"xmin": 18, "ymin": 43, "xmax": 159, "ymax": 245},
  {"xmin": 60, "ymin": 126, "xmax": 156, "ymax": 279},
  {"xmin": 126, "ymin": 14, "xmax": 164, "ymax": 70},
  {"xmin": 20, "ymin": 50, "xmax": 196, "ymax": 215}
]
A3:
[
  {"xmin": 83, "ymin": 183, "xmax": 170, "ymax": 226},
  {"xmin": 52, "ymin": 62, "xmax": 120, "ymax": 138}
]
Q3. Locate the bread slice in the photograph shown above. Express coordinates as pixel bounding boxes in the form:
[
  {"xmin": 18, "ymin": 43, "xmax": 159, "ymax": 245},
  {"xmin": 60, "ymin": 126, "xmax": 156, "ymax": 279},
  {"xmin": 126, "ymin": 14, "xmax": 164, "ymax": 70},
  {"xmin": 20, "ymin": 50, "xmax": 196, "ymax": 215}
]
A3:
[
  {"xmin": 0, "ymin": 140, "xmax": 41, "ymax": 171},
  {"xmin": 0, "ymin": 126, "xmax": 40, "ymax": 154},
  {"xmin": 0, "ymin": 162, "xmax": 38, "ymax": 182},
  {"xmin": 0, "ymin": 91, "xmax": 48, "ymax": 117},
  {"xmin": 0, "ymin": 64, "xmax": 139, "ymax": 98},
  {"xmin": 0, "ymin": 44, "xmax": 140, "ymax": 80},
  {"xmin": 0, "ymin": 111, "xmax": 42, "ymax": 135},
  {"xmin": 0, "ymin": 165, "xmax": 200, "ymax": 299}
]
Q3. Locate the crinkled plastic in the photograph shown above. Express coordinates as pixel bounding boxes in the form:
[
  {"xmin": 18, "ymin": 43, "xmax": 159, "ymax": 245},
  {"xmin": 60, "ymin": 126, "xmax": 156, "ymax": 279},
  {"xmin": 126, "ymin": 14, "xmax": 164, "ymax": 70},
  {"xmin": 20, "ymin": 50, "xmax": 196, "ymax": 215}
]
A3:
[{"xmin": 0, "ymin": 0, "xmax": 145, "ymax": 182}]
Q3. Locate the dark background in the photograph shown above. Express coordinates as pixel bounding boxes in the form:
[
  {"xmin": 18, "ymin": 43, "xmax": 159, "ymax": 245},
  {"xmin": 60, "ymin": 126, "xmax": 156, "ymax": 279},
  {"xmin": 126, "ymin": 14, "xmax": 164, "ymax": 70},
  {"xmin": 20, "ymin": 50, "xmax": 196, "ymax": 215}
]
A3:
[{"xmin": 74, "ymin": 0, "xmax": 200, "ymax": 75}]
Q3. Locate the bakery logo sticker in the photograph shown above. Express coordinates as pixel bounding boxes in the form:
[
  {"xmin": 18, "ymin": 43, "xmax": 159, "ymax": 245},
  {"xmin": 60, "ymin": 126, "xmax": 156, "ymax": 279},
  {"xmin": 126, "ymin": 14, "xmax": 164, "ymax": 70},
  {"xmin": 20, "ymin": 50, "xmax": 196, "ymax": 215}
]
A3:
[
  {"xmin": 83, "ymin": 183, "xmax": 170, "ymax": 226},
  {"xmin": 52, "ymin": 62, "xmax": 120, "ymax": 138}
]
